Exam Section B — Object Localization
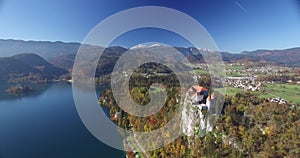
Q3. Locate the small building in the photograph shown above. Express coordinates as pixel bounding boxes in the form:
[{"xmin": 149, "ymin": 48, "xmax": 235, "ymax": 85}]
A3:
[{"xmin": 188, "ymin": 85, "xmax": 208, "ymax": 104}]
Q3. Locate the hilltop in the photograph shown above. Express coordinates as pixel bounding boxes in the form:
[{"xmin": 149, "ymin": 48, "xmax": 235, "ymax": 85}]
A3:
[{"xmin": 0, "ymin": 53, "xmax": 67, "ymax": 83}]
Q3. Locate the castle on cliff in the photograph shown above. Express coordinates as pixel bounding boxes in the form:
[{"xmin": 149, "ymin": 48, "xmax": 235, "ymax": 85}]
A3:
[{"xmin": 182, "ymin": 85, "xmax": 216, "ymax": 137}]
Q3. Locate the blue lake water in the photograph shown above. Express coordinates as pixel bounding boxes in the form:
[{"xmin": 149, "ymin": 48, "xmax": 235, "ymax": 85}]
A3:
[{"xmin": 0, "ymin": 83, "xmax": 125, "ymax": 158}]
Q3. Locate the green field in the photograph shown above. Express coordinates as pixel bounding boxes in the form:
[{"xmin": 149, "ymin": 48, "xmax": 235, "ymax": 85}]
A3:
[
  {"xmin": 216, "ymin": 84, "xmax": 300, "ymax": 104},
  {"xmin": 224, "ymin": 86, "xmax": 243, "ymax": 96},
  {"xmin": 225, "ymin": 65, "xmax": 245, "ymax": 71},
  {"xmin": 193, "ymin": 69, "xmax": 208, "ymax": 75},
  {"xmin": 262, "ymin": 84, "xmax": 300, "ymax": 104},
  {"xmin": 226, "ymin": 71, "xmax": 243, "ymax": 77},
  {"xmin": 225, "ymin": 65, "xmax": 245, "ymax": 77}
]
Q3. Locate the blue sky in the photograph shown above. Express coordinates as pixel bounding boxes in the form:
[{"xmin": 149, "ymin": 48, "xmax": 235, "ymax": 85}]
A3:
[{"xmin": 0, "ymin": 0, "xmax": 299, "ymax": 53}]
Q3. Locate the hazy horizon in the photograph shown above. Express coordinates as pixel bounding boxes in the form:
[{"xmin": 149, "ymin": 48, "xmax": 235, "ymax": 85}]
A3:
[
  {"xmin": 0, "ymin": 38, "xmax": 299, "ymax": 54},
  {"xmin": 0, "ymin": 0, "xmax": 299, "ymax": 53}
]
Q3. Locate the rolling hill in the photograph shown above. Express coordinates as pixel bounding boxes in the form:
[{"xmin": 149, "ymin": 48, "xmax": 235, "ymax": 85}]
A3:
[
  {"xmin": 12, "ymin": 53, "xmax": 66, "ymax": 76},
  {"xmin": 0, "ymin": 53, "xmax": 67, "ymax": 82},
  {"xmin": 0, "ymin": 57, "xmax": 39, "ymax": 76}
]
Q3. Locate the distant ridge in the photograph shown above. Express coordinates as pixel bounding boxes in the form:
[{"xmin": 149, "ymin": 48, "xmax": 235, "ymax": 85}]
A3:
[
  {"xmin": 241, "ymin": 47, "xmax": 300, "ymax": 67},
  {"xmin": 0, "ymin": 39, "xmax": 299, "ymax": 67},
  {"xmin": 0, "ymin": 39, "xmax": 81, "ymax": 59}
]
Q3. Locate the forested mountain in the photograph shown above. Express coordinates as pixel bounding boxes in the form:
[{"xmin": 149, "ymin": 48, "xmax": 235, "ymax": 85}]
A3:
[
  {"xmin": 12, "ymin": 53, "xmax": 67, "ymax": 75},
  {"xmin": 0, "ymin": 57, "xmax": 39, "ymax": 76},
  {"xmin": 49, "ymin": 46, "xmax": 127, "ymax": 75},
  {"xmin": 0, "ymin": 53, "xmax": 67, "ymax": 82}
]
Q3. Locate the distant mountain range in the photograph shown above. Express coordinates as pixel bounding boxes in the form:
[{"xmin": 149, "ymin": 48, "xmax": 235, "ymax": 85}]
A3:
[
  {"xmin": 0, "ymin": 39, "xmax": 80, "ymax": 59},
  {"xmin": 50, "ymin": 46, "xmax": 300, "ymax": 72},
  {"xmin": 0, "ymin": 39, "xmax": 300, "ymax": 70},
  {"xmin": 0, "ymin": 39, "xmax": 102, "ymax": 60},
  {"xmin": 241, "ymin": 47, "xmax": 300, "ymax": 67}
]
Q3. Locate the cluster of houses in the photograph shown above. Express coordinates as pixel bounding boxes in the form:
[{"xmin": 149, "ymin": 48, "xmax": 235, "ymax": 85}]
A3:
[
  {"xmin": 225, "ymin": 77, "xmax": 263, "ymax": 91},
  {"xmin": 182, "ymin": 85, "xmax": 217, "ymax": 137},
  {"xmin": 226, "ymin": 63, "xmax": 283, "ymax": 74},
  {"xmin": 287, "ymin": 80, "xmax": 300, "ymax": 84},
  {"xmin": 268, "ymin": 97, "xmax": 288, "ymax": 104}
]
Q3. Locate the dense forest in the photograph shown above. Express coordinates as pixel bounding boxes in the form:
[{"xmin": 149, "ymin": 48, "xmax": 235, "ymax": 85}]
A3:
[{"xmin": 99, "ymin": 69, "xmax": 300, "ymax": 157}]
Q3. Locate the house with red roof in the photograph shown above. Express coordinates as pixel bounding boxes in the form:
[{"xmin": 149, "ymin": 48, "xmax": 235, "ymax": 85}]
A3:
[{"xmin": 188, "ymin": 85, "xmax": 209, "ymax": 104}]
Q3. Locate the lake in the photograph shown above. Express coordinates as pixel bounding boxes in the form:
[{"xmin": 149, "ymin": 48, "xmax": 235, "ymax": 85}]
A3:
[{"xmin": 0, "ymin": 83, "xmax": 125, "ymax": 158}]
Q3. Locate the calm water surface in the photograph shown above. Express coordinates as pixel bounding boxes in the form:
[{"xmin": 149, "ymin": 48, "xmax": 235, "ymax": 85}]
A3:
[{"xmin": 0, "ymin": 83, "xmax": 125, "ymax": 158}]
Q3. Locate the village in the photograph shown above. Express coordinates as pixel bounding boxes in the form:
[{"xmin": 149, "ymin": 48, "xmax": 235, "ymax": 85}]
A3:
[{"xmin": 222, "ymin": 62, "xmax": 300, "ymax": 105}]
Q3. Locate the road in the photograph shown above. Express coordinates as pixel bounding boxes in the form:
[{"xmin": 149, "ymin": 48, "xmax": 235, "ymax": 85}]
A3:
[
  {"xmin": 124, "ymin": 130, "xmax": 149, "ymax": 158},
  {"xmin": 131, "ymin": 133, "xmax": 149, "ymax": 158}
]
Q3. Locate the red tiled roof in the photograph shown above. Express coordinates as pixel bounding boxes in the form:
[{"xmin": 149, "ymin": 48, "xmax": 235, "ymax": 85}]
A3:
[{"xmin": 191, "ymin": 85, "xmax": 207, "ymax": 92}]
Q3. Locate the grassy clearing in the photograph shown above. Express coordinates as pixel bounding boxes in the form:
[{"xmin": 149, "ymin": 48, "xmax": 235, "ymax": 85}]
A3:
[
  {"xmin": 226, "ymin": 72, "xmax": 243, "ymax": 77},
  {"xmin": 225, "ymin": 65, "xmax": 245, "ymax": 71},
  {"xmin": 262, "ymin": 84, "xmax": 300, "ymax": 104},
  {"xmin": 193, "ymin": 69, "xmax": 208, "ymax": 75},
  {"xmin": 216, "ymin": 84, "xmax": 300, "ymax": 104},
  {"xmin": 149, "ymin": 86, "xmax": 164, "ymax": 94},
  {"xmin": 215, "ymin": 86, "xmax": 243, "ymax": 96}
]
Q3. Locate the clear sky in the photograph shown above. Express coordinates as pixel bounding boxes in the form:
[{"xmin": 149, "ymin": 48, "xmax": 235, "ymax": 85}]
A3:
[{"xmin": 0, "ymin": 0, "xmax": 299, "ymax": 53}]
